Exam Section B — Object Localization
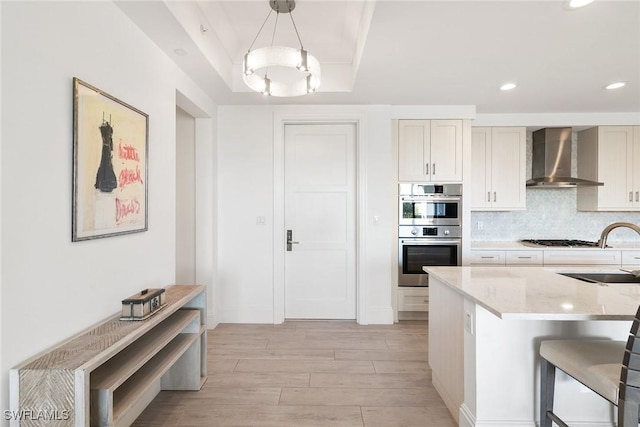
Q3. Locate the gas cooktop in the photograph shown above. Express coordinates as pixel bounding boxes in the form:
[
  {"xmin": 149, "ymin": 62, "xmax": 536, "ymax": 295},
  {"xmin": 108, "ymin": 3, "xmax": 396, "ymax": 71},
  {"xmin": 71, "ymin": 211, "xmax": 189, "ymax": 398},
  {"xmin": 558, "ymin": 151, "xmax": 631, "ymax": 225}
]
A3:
[{"xmin": 520, "ymin": 239, "xmax": 602, "ymax": 248}]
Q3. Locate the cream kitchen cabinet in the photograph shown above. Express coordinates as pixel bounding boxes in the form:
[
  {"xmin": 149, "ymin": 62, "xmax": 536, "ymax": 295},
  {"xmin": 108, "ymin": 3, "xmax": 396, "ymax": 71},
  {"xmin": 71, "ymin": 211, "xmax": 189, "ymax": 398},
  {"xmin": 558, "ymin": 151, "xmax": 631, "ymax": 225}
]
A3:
[
  {"xmin": 469, "ymin": 249, "xmax": 543, "ymax": 265},
  {"xmin": 505, "ymin": 250, "xmax": 543, "ymax": 265},
  {"xmin": 577, "ymin": 126, "xmax": 640, "ymax": 211},
  {"xmin": 622, "ymin": 250, "xmax": 640, "ymax": 265},
  {"xmin": 543, "ymin": 250, "xmax": 622, "ymax": 266},
  {"xmin": 469, "ymin": 250, "xmax": 506, "ymax": 265},
  {"xmin": 470, "ymin": 246, "xmax": 640, "ymax": 267},
  {"xmin": 398, "ymin": 119, "xmax": 463, "ymax": 182},
  {"xmin": 471, "ymin": 127, "xmax": 526, "ymax": 210},
  {"xmin": 398, "ymin": 287, "xmax": 429, "ymax": 312}
]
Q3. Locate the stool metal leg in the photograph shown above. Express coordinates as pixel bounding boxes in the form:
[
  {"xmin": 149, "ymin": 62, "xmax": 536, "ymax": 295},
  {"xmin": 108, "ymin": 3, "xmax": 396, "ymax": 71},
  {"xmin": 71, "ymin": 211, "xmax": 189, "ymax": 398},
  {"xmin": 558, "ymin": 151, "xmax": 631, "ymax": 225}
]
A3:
[
  {"xmin": 540, "ymin": 357, "xmax": 557, "ymax": 427},
  {"xmin": 618, "ymin": 398, "xmax": 639, "ymax": 427},
  {"xmin": 619, "ymin": 383, "xmax": 640, "ymax": 427}
]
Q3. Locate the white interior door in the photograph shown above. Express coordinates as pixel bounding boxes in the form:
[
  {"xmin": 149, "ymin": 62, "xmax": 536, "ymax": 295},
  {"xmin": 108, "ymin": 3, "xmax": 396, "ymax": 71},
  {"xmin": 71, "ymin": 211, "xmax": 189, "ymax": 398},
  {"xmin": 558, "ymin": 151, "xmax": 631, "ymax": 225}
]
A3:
[{"xmin": 284, "ymin": 123, "xmax": 356, "ymax": 319}]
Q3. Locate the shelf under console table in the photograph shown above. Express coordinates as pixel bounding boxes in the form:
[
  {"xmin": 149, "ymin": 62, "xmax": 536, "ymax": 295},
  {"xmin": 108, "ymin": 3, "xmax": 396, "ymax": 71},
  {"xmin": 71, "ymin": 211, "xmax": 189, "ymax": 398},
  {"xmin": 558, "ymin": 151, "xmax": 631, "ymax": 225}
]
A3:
[{"xmin": 10, "ymin": 285, "xmax": 207, "ymax": 427}]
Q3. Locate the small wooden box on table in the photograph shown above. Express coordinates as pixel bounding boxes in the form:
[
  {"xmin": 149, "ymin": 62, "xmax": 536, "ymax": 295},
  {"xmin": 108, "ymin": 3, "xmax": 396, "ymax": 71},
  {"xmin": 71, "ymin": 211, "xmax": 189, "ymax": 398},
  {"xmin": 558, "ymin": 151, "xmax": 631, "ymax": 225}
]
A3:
[{"xmin": 10, "ymin": 285, "xmax": 207, "ymax": 427}]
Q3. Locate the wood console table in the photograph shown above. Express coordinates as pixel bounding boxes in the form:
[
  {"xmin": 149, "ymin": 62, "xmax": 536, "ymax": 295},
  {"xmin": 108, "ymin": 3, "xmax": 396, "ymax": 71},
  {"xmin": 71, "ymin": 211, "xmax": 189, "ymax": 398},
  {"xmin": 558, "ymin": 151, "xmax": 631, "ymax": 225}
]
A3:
[{"xmin": 10, "ymin": 285, "xmax": 207, "ymax": 426}]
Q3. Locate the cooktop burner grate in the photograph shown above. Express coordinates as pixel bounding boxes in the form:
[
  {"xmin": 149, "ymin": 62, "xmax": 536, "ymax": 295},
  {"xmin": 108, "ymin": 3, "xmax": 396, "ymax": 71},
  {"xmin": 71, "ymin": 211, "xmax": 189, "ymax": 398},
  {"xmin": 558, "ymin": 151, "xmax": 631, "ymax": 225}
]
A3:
[{"xmin": 520, "ymin": 239, "xmax": 601, "ymax": 248}]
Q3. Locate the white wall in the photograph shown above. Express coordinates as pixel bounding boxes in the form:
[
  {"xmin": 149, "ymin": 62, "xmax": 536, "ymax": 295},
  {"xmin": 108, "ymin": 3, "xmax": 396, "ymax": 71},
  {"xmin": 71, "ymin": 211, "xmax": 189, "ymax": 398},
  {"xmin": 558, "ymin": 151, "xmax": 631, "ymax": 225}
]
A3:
[
  {"xmin": 0, "ymin": 1, "xmax": 216, "ymax": 419},
  {"xmin": 217, "ymin": 106, "xmax": 275, "ymax": 322},
  {"xmin": 217, "ymin": 105, "xmax": 395, "ymax": 324},
  {"xmin": 358, "ymin": 106, "xmax": 397, "ymax": 322},
  {"xmin": 0, "ymin": 1, "xmax": 3, "ymax": 412},
  {"xmin": 176, "ymin": 107, "xmax": 196, "ymax": 284}
]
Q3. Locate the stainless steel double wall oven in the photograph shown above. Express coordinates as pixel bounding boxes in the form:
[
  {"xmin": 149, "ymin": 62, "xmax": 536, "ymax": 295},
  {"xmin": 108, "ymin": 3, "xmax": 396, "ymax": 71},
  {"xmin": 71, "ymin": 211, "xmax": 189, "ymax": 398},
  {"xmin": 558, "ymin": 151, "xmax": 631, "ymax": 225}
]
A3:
[{"xmin": 398, "ymin": 184, "xmax": 462, "ymax": 287}]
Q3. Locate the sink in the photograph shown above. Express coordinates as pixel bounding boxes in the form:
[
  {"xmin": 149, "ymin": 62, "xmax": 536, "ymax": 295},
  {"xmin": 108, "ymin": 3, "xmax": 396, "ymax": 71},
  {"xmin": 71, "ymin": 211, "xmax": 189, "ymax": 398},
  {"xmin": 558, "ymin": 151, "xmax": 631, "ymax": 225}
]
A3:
[{"xmin": 559, "ymin": 272, "xmax": 640, "ymax": 284}]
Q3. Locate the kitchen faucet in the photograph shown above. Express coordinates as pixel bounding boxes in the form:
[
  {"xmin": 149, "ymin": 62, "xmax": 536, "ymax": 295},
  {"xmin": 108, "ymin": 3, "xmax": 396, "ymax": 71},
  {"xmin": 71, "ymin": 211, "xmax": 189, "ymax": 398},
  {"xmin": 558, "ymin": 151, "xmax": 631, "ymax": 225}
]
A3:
[{"xmin": 597, "ymin": 222, "xmax": 640, "ymax": 248}]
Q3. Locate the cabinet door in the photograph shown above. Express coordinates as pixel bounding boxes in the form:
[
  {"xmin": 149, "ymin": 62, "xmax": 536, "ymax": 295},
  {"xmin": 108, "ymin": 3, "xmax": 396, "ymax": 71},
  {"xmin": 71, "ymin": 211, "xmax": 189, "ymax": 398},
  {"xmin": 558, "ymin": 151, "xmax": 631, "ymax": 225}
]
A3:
[
  {"xmin": 430, "ymin": 120, "xmax": 463, "ymax": 182},
  {"xmin": 398, "ymin": 120, "xmax": 430, "ymax": 181},
  {"xmin": 543, "ymin": 250, "xmax": 622, "ymax": 265},
  {"xmin": 632, "ymin": 127, "xmax": 640, "ymax": 208},
  {"xmin": 490, "ymin": 127, "xmax": 526, "ymax": 210},
  {"xmin": 470, "ymin": 128, "xmax": 491, "ymax": 209},
  {"xmin": 597, "ymin": 126, "xmax": 634, "ymax": 209},
  {"xmin": 505, "ymin": 250, "xmax": 543, "ymax": 265},
  {"xmin": 468, "ymin": 250, "xmax": 506, "ymax": 265},
  {"xmin": 398, "ymin": 288, "xmax": 429, "ymax": 312},
  {"xmin": 622, "ymin": 250, "xmax": 640, "ymax": 266}
]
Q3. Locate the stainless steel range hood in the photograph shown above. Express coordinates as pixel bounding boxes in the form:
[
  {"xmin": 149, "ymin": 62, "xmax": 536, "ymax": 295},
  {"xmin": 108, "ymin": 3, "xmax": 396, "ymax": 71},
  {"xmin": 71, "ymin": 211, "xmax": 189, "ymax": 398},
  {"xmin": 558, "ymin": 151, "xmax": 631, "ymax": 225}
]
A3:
[{"xmin": 526, "ymin": 127, "xmax": 603, "ymax": 188}]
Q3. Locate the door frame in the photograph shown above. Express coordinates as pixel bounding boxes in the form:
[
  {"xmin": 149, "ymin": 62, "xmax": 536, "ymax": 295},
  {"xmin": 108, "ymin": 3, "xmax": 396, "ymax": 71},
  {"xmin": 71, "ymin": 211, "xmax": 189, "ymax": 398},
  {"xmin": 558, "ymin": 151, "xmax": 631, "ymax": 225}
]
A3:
[{"xmin": 273, "ymin": 109, "xmax": 367, "ymax": 324}]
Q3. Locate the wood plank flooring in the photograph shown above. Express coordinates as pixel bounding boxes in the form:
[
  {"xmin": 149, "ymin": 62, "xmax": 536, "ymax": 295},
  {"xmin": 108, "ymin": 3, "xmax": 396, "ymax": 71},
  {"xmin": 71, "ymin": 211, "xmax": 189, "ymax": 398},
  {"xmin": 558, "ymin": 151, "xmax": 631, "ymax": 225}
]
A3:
[{"xmin": 132, "ymin": 320, "xmax": 456, "ymax": 427}]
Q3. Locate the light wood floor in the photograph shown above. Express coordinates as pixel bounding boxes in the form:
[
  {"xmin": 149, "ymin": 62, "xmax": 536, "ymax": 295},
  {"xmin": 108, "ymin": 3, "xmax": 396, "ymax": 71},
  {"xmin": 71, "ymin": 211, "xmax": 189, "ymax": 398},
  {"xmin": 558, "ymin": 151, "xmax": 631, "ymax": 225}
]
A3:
[{"xmin": 132, "ymin": 320, "xmax": 456, "ymax": 427}]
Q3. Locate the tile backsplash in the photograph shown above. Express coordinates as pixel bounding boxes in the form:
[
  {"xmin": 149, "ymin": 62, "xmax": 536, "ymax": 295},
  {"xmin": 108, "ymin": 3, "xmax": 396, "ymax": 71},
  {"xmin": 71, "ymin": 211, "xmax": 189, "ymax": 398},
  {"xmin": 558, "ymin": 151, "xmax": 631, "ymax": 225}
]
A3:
[
  {"xmin": 471, "ymin": 189, "xmax": 640, "ymax": 242},
  {"xmin": 470, "ymin": 129, "xmax": 640, "ymax": 243}
]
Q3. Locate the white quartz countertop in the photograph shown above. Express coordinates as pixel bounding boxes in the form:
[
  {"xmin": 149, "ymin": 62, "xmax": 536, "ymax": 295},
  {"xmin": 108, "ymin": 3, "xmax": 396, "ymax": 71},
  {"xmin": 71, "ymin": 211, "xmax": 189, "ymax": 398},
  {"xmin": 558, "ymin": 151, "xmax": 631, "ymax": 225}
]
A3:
[
  {"xmin": 424, "ymin": 266, "xmax": 640, "ymax": 321},
  {"xmin": 471, "ymin": 241, "xmax": 537, "ymax": 250}
]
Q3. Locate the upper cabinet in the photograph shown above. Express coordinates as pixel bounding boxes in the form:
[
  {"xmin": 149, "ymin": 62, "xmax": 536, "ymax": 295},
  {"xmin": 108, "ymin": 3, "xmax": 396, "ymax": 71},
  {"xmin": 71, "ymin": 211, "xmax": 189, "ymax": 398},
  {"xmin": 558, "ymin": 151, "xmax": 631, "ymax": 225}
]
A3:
[
  {"xmin": 577, "ymin": 126, "xmax": 640, "ymax": 211},
  {"xmin": 471, "ymin": 127, "xmax": 526, "ymax": 210},
  {"xmin": 398, "ymin": 120, "xmax": 463, "ymax": 182}
]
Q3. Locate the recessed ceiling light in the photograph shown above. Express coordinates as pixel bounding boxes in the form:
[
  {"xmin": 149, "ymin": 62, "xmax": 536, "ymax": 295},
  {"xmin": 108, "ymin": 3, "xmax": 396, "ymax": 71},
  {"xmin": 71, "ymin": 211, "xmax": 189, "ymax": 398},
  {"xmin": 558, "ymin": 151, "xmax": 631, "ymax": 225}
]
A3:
[
  {"xmin": 564, "ymin": 0, "xmax": 595, "ymax": 9},
  {"xmin": 500, "ymin": 83, "xmax": 517, "ymax": 91},
  {"xmin": 604, "ymin": 82, "xmax": 626, "ymax": 90},
  {"xmin": 174, "ymin": 48, "xmax": 188, "ymax": 57}
]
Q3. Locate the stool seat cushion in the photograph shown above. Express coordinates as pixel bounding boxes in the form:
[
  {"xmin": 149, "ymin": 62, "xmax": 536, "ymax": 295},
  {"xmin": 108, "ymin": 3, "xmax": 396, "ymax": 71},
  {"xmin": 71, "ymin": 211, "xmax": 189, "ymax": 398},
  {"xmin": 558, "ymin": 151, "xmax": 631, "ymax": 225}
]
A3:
[{"xmin": 540, "ymin": 340, "xmax": 626, "ymax": 404}]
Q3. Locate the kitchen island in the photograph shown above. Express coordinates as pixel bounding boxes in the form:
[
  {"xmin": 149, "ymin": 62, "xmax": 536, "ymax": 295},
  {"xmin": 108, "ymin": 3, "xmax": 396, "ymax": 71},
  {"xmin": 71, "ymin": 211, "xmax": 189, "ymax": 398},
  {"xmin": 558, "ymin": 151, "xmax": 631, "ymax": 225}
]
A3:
[{"xmin": 425, "ymin": 266, "xmax": 640, "ymax": 427}]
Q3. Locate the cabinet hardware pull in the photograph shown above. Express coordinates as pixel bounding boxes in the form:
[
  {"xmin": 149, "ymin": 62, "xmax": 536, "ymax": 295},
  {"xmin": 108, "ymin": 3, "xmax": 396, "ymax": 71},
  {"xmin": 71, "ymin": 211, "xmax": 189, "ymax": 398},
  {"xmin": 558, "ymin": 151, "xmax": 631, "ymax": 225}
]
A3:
[
  {"xmin": 432, "ymin": 163, "xmax": 436, "ymax": 175},
  {"xmin": 480, "ymin": 256, "xmax": 495, "ymax": 259},
  {"xmin": 494, "ymin": 192, "xmax": 497, "ymax": 202},
  {"xmin": 518, "ymin": 256, "xmax": 532, "ymax": 259},
  {"xmin": 423, "ymin": 299, "xmax": 428, "ymax": 303},
  {"xmin": 425, "ymin": 163, "xmax": 429, "ymax": 175},
  {"xmin": 487, "ymin": 192, "xmax": 491, "ymax": 202},
  {"xmin": 630, "ymin": 192, "xmax": 633, "ymax": 202},
  {"xmin": 636, "ymin": 191, "xmax": 639, "ymax": 202}
]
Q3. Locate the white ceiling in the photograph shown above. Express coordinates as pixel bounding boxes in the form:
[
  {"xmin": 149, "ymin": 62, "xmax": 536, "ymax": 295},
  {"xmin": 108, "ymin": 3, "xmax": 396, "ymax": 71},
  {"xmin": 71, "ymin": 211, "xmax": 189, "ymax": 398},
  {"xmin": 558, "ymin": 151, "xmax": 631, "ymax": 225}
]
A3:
[{"xmin": 117, "ymin": 0, "xmax": 640, "ymax": 114}]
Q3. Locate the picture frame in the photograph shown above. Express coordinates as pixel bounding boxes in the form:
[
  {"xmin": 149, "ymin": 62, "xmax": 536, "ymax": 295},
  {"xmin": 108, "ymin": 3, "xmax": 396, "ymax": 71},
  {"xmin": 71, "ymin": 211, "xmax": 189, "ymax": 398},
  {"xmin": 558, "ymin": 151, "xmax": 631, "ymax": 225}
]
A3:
[{"xmin": 72, "ymin": 78, "xmax": 148, "ymax": 241}]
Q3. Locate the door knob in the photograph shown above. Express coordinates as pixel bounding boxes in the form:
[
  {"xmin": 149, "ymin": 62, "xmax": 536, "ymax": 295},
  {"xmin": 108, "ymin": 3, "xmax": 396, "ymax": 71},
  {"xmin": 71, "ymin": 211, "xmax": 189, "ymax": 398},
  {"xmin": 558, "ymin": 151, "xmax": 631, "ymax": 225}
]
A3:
[{"xmin": 286, "ymin": 230, "xmax": 299, "ymax": 251}]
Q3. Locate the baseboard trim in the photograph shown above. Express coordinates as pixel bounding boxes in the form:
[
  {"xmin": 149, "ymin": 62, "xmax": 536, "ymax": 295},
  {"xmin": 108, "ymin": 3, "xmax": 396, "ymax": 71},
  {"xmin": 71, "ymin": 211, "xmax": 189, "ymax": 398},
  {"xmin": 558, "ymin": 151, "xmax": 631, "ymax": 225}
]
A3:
[
  {"xmin": 460, "ymin": 405, "xmax": 613, "ymax": 427},
  {"xmin": 398, "ymin": 311, "xmax": 428, "ymax": 321},
  {"xmin": 366, "ymin": 306, "xmax": 394, "ymax": 324},
  {"xmin": 219, "ymin": 307, "xmax": 274, "ymax": 323},
  {"xmin": 459, "ymin": 404, "xmax": 475, "ymax": 427},
  {"xmin": 431, "ymin": 371, "xmax": 460, "ymax": 424},
  {"xmin": 470, "ymin": 421, "xmax": 536, "ymax": 427},
  {"xmin": 206, "ymin": 312, "xmax": 218, "ymax": 329}
]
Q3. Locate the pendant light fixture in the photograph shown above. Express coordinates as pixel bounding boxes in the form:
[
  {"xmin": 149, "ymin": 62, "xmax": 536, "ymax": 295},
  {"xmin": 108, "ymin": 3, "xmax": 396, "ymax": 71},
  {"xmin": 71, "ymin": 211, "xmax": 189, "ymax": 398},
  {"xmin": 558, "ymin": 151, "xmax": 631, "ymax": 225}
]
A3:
[{"xmin": 243, "ymin": 0, "xmax": 321, "ymax": 96}]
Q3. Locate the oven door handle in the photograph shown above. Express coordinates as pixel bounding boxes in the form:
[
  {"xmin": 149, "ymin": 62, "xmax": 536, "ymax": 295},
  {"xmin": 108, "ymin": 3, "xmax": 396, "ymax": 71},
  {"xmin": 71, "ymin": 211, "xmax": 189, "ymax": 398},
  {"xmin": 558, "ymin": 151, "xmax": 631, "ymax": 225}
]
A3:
[
  {"xmin": 400, "ymin": 196, "xmax": 461, "ymax": 202},
  {"xmin": 400, "ymin": 239, "xmax": 461, "ymax": 244}
]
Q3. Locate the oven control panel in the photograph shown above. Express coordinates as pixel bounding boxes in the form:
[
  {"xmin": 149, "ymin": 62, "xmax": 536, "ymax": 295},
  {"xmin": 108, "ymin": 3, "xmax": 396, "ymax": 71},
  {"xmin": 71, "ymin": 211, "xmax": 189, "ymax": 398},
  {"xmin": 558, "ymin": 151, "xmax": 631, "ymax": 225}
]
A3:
[{"xmin": 399, "ymin": 225, "xmax": 461, "ymax": 239}]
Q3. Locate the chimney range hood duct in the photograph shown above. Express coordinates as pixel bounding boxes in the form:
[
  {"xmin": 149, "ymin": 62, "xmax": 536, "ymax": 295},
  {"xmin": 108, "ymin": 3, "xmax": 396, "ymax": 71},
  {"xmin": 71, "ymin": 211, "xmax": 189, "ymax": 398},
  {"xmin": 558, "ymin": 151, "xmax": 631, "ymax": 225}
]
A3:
[{"xmin": 526, "ymin": 127, "xmax": 603, "ymax": 188}]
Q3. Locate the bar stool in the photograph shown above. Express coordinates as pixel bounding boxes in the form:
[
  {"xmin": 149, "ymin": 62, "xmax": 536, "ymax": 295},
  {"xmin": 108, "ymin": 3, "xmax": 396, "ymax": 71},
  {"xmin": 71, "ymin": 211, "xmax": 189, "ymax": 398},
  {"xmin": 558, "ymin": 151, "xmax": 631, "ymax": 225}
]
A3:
[{"xmin": 539, "ymin": 305, "xmax": 640, "ymax": 427}]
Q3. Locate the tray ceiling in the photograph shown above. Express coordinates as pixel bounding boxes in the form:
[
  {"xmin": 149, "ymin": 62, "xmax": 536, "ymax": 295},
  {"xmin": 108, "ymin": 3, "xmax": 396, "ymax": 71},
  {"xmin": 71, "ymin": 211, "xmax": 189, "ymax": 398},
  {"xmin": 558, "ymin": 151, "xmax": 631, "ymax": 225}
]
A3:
[{"xmin": 117, "ymin": 1, "xmax": 640, "ymax": 113}]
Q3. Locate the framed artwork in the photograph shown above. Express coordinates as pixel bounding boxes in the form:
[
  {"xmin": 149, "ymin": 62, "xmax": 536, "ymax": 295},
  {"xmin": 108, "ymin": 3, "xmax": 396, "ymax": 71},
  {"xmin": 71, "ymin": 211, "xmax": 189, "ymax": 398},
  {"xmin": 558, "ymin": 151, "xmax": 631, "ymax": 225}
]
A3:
[{"xmin": 72, "ymin": 78, "xmax": 148, "ymax": 241}]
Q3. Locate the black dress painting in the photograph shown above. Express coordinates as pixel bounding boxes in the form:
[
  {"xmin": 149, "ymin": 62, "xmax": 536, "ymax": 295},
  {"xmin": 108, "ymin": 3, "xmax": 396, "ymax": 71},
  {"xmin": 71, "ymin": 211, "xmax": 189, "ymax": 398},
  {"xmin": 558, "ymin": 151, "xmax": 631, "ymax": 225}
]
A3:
[
  {"xmin": 73, "ymin": 78, "xmax": 148, "ymax": 241},
  {"xmin": 95, "ymin": 118, "xmax": 118, "ymax": 193}
]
